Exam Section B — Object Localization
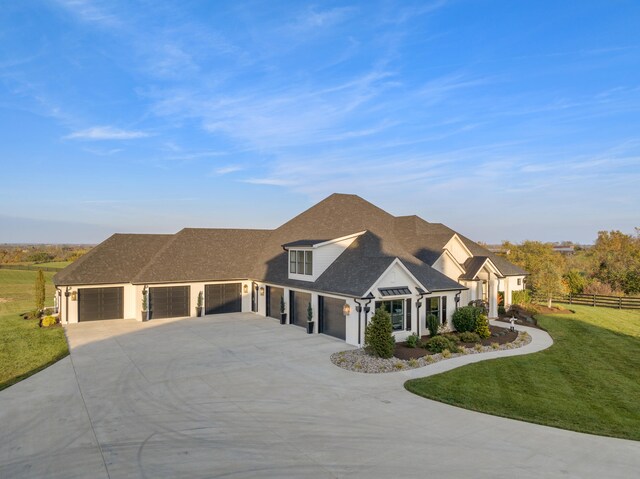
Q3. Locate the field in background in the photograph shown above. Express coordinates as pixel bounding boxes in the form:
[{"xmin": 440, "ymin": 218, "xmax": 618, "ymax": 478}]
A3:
[{"xmin": 0, "ymin": 269, "xmax": 68, "ymax": 391}]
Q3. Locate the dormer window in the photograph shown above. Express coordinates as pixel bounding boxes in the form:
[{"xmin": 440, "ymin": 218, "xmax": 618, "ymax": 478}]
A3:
[{"xmin": 290, "ymin": 250, "xmax": 313, "ymax": 275}]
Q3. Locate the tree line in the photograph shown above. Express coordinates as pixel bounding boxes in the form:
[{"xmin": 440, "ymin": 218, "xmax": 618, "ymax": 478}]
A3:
[
  {"xmin": 501, "ymin": 228, "xmax": 640, "ymax": 306},
  {"xmin": 0, "ymin": 244, "xmax": 92, "ymax": 264}
]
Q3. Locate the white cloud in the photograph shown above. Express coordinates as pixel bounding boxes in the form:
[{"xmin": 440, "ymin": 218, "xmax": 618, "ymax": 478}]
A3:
[
  {"xmin": 64, "ymin": 126, "xmax": 150, "ymax": 140},
  {"xmin": 215, "ymin": 165, "xmax": 244, "ymax": 175}
]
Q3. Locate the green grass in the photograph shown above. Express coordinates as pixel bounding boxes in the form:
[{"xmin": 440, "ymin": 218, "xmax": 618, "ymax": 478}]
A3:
[
  {"xmin": 0, "ymin": 269, "xmax": 69, "ymax": 391},
  {"xmin": 405, "ymin": 305, "xmax": 640, "ymax": 441},
  {"xmin": 34, "ymin": 261, "xmax": 72, "ymax": 269}
]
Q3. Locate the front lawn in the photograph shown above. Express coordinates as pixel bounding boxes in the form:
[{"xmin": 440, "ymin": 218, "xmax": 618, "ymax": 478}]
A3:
[
  {"xmin": 405, "ymin": 305, "xmax": 640, "ymax": 441},
  {"xmin": 0, "ymin": 269, "xmax": 69, "ymax": 391}
]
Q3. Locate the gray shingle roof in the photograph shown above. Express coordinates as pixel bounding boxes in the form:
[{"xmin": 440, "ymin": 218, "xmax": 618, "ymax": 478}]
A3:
[
  {"xmin": 54, "ymin": 193, "xmax": 526, "ymax": 293},
  {"xmin": 53, "ymin": 234, "xmax": 173, "ymax": 286}
]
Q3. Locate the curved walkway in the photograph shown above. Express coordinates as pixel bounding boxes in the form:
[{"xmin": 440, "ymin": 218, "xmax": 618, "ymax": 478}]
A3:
[{"xmin": 1, "ymin": 314, "xmax": 638, "ymax": 479}]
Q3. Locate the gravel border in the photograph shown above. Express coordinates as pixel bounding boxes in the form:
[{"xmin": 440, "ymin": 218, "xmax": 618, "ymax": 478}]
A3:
[{"xmin": 330, "ymin": 331, "xmax": 532, "ymax": 374}]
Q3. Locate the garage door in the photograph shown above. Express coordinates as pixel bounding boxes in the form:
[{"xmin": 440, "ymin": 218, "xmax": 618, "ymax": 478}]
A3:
[
  {"xmin": 267, "ymin": 286, "xmax": 284, "ymax": 320},
  {"xmin": 205, "ymin": 283, "xmax": 242, "ymax": 314},
  {"xmin": 149, "ymin": 286, "xmax": 190, "ymax": 319},
  {"xmin": 319, "ymin": 296, "xmax": 346, "ymax": 340},
  {"xmin": 78, "ymin": 287, "xmax": 124, "ymax": 322},
  {"xmin": 290, "ymin": 291, "xmax": 311, "ymax": 328}
]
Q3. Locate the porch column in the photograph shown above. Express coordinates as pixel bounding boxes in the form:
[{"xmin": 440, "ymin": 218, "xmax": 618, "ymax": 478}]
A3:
[{"xmin": 489, "ymin": 277, "xmax": 499, "ymax": 318}]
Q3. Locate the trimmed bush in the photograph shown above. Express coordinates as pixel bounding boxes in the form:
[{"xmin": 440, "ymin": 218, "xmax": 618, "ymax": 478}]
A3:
[
  {"xmin": 452, "ymin": 306, "xmax": 481, "ymax": 333},
  {"xmin": 475, "ymin": 314, "xmax": 491, "ymax": 339},
  {"xmin": 365, "ymin": 308, "xmax": 396, "ymax": 358},
  {"xmin": 512, "ymin": 290, "xmax": 531, "ymax": 305},
  {"xmin": 425, "ymin": 335, "xmax": 459, "ymax": 354},
  {"xmin": 458, "ymin": 331, "xmax": 480, "ymax": 343},
  {"xmin": 405, "ymin": 333, "xmax": 419, "ymax": 348},
  {"xmin": 41, "ymin": 316, "xmax": 57, "ymax": 328},
  {"xmin": 426, "ymin": 313, "xmax": 439, "ymax": 336}
]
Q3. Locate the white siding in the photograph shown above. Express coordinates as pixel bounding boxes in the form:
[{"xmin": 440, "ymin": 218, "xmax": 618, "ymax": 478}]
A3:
[
  {"xmin": 289, "ymin": 235, "xmax": 360, "ymax": 282},
  {"xmin": 443, "ymin": 234, "xmax": 472, "ymax": 264},
  {"xmin": 433, "ymin": 252, "xmax": 464, "ymax": 281}
]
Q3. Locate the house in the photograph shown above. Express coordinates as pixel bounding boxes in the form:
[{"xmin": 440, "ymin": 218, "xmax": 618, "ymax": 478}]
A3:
[{"xmin": 54, "ymin": 194, "xmax": 526, "ymax": 346}]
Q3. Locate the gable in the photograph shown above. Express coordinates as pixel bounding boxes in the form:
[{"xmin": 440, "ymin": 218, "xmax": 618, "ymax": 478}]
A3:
[
  {"xmin": 443, "ymin": 234, "xmax": 473, "ymax": 264},
  {"xmin": 433, "ymin": 250, "xmax": 465, "ymax": 280}
]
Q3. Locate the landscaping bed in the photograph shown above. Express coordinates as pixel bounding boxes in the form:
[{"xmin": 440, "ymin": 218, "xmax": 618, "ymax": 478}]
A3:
[
  {"xmin": 395, "ymin": 325, "xmax": 517, "ymax": 361},
  {"xmin": 331, "ymin": 329, "xmax": 531, "ymax": 374}
]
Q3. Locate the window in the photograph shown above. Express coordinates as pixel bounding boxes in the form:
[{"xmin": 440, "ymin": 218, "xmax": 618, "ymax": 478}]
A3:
[
  {"xmin": 428, "ymin": 297, "xmax": 440, "ymax": 325},
  {"xmin": 289, "ymin": 250, "xmax": 313, "ymax": 275},
  {"xmin": 375, "ymin": 300, "xmax": 404, "ymax": 331},
  {"xmin": 517, "ymin": 278, "xmax": 522, "ymax": 286}
]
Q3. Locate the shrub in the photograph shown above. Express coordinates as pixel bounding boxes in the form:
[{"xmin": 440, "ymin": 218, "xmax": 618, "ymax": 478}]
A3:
[
  {"xmin": 426, "ymin": 313, "xmax": 439, "ymax": 336},
  {"xmin": 442, "ymin": 349, "xmax": 451, "ymax": 358},
  {"xmin": 41, "ymin": 316, "xmax": 57, "ymax": 327},
  {"xmin": 475, "ymin": 314, "xmax": 491, "ymax": 339},
  {"xmin": 405, "ymin": 333, "xmax": 419, "ymax": 348},
  {"xmin": 394, "ymin": 361, "xmax": 405, "ymax": 370},
  {"xmin": 491, "ymin": 342, "xmax": 500, "ymax": 350},
  {"xmin": 474, "ymin": 343, "xmax": 483, "ymax": 352},
  {"xmin": 424, "ymin": 355, "xmax": 435, "ymax": 363},
  {"xmin": 408, "ymin": 358, "xmax": 419, "ymax": 368},
  {"xmin": 511, "ymin": 290, "xmax": 531, "ymax": 305},
  {"xmin": 425, "ymin": 335, "xmax": 459, "ymax": 354},
  {"xmin": 364, "ymin": 308, "xmax": 396, "ymax": 358},
  {"xmin": 498, "ymin": 305, "xmax": 506, "ymax": 315},
  {"xmin": 458, "ymin": 331, "xmax": 480, "ymax": 343},
  {"xmin": 452, "ymin": 306, "xmax": 481, "ymax": 332}
]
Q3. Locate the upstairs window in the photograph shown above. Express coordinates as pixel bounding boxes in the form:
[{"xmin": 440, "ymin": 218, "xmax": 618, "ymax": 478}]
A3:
[{"xmin": 289, "ymin": 250, "xmax": 313, "ymax": 275}]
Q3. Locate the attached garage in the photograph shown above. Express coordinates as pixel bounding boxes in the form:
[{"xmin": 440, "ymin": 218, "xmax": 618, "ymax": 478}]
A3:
[
  {"xmin": 78, "ymin": 287, "xmax": 124, "ymax": 322},
  {"xmin": 266, "ymin": 286, "xmax": 284, "ymax": 320},
  {"xmin": 205, "ymin": 283, "xmax": 242, "ymax": 314},
  {"xmin": 319, "ymin": 296, "xmax": 346, "ymax": 340},
  {"xmin": 149, "ymin": 286, "xmax": 190, "ymax": 320},
  {"xmin": 290, "ymin": 291, "xmax": 311, "ymax": 327}
]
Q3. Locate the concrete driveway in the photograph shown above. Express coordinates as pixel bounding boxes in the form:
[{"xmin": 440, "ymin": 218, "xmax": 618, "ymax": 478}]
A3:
[{"xmin": 1, "ymin": 313, "xmax": 639, "ymax": 478}]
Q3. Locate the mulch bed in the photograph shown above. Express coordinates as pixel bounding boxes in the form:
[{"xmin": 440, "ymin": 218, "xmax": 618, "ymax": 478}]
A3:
[{"xmin": 394, "ymin": 325, "xmax": 518, "ymax": 361}]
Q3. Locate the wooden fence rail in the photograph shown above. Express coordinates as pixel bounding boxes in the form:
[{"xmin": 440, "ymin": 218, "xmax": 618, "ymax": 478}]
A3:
[{"xmin": 532, "ymin": 293, "xmax": 640, "ymax": 310}]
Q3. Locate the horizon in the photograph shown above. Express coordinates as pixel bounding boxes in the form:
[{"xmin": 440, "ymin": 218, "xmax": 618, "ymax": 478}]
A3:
[{"xmin": 1, "ymin": 1, "xmax": 639, "ymax": 244}]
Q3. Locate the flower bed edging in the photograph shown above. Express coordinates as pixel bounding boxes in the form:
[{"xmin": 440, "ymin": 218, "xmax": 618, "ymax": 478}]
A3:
[{"xmin": 330, "ymin": 331, "xmax": 532, "ymax": 374}]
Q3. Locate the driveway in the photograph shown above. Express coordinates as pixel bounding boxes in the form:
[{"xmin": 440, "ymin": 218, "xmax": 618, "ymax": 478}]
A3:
[{"xmin": 1, "ymin": 314, "xmax": 639, "ymax": 478}]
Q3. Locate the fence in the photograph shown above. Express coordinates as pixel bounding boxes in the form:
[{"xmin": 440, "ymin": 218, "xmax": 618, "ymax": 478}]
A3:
[
  {"xmin": 0, "ymin": 264, "xmax": 61, "ymax": 273},
  {"xmin": 532, "ymin": 293, "xmax": 640, "ymax": 310}
]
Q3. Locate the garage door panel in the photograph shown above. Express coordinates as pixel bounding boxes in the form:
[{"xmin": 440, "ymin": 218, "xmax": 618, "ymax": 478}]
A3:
[
  {"xmin": 205, "ymin": 283, "xmax": 242, "ymax": 314},
  {"xmin": 150, "ymin": 286, "xmax": 190, "ymax": 319},
  {"xmin": 291, "ymin": 291, "xmax": 311, "ymax": 327},
  {"xmin": 319, "ymin": 296, "xmax": 346, "ymax": 340},
  {"xmin": 78, "ymin": 287, "xmax": 124, "ymax": 322},
  {"xmin": 267, "ymin": 287, "xmax": 284, "ymax": 319}
]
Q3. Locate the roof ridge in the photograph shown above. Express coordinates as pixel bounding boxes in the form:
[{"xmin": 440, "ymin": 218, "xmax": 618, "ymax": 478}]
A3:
[{"xmin": 131, "ymin": 233, "xmax": 181, "ymax": 283}]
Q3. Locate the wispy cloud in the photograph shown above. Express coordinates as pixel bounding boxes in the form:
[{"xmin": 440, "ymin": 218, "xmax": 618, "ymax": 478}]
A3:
[
  {"xmin": 64, "ymin": 126, "xmax": 150, "ymax": 140},
  {"xmin": 53, "ymin": 0, "xmax": 121, "ymax": 27},
  {"xmin": 215, "ymin": 165, "xmax": 244, "ymax": 175}
]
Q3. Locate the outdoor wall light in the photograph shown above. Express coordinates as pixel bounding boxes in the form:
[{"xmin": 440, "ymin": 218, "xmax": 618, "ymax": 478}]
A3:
[
  {"xmin": 259, "ymin": 286, "xmax": 265, "ymax": 296},
  {"xmin": 343, "ymin": 303, "xmax": 351, "ymax": 316},
  {"xmin": 243, "ymin": 284, "xmax": 249, "ymax": 294},
  {"xmin": 71, "ymin": 291, "xmax": 77, "ymax": 301}
]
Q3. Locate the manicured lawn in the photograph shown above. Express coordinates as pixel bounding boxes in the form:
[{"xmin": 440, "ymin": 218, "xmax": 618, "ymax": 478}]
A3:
[
  {"xmin": 35, "ymin": 261, "xmax": 72, "ymax": 269},
  {"xmin": 405, "ymin": 305, "xmax": 640, "ymax": 441},
  {"xmin": 0, "ymin": 269, "xmax": 69, "ymax": 391}
]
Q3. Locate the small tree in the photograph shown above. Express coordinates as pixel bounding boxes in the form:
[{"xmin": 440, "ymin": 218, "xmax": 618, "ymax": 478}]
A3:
[
  {"xmin": 307, "ymin": 302, "xmax": 313, "ymax": 322},
  {"xmin": 475, "ymin": 314, "xmax": 491, "ymax": 339},
  {"xmin": 197, "ymin": 291, "xmax": 203, "ymax": 308},
  {"xmin": 141, "ymin": 289, "xmax": 148, "ymax": 311},
  {"xmin": 426, "ymin": 313, "xmax": 439, "ymax": 337},
  {"xmin": 364, "ymin": 307, "xmax": 395, "ymax": 358},
  {"xmin": 34, "ymin": 269, "xmax": 45, "ymax": 312},
  {"xmin": 280, "ymin": 295, "xmax": 286, "ymax": 314}
]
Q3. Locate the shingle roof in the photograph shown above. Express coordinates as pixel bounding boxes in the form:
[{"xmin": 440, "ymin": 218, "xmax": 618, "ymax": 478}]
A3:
[
  {"xmin": 53, "ymin": 234, "xmax": 173, "ymax": 286},
  {"xmin": 54, "ymin": 193, "xmax": 526, "ymax": 293},
  {"xmin": 132, "ymin": 228, "xmax": 271, "ymax": 284}
]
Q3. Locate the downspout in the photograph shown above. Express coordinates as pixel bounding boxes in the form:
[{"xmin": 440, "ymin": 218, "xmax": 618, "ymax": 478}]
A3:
[
  {"xmin": 354, "ymin": 297, "xmax": 363, "ymax": 347},
  {"xmin": 64, "ymin": 286, "xmax": 70, "ymax": 324},
  {"xmin": 415, "ymin": 287, "xmax": 427, "ymax": 338}
]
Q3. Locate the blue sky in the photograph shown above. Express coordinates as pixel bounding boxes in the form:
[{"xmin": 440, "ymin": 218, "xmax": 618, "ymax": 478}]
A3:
[{"xmin": 1, "ymin": 0, "xmax": 639, "ymax": 244}]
